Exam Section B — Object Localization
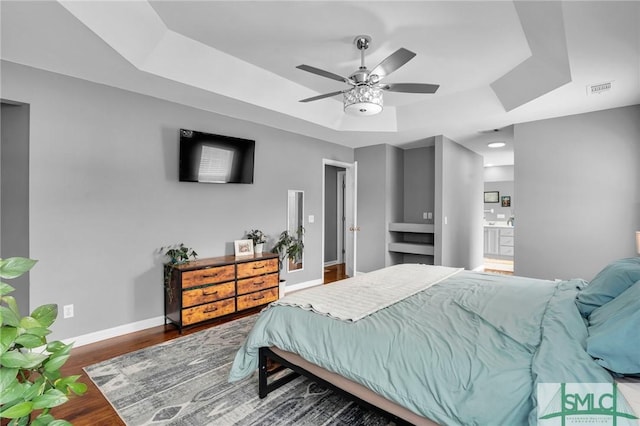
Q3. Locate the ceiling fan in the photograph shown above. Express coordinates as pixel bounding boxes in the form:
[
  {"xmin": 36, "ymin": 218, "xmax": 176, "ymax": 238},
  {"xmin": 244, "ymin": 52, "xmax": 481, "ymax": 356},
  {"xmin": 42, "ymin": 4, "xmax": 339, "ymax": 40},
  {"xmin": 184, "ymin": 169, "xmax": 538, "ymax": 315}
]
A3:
[{"xmin": 297, "ymin": 35, "xmax": 439, "ymax": 116}]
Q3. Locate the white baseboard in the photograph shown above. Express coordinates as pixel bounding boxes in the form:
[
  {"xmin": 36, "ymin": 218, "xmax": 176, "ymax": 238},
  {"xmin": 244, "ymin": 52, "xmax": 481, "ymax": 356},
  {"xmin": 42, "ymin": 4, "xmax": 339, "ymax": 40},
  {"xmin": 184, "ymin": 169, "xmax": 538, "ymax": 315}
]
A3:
[
  {"xmin": 62, "ymin": 277, "xmax": 327, "ymax": 347},
  {"xmin": 284, "ymin": 278, "xmax": 323, "ymax": 295},
  {"xmin": 61, "ymin": 316, "xmax": 166, "ymax": 348},
  {"xmin": 323, "ymin": 260, "xmax": 338, "ymax": 267}
]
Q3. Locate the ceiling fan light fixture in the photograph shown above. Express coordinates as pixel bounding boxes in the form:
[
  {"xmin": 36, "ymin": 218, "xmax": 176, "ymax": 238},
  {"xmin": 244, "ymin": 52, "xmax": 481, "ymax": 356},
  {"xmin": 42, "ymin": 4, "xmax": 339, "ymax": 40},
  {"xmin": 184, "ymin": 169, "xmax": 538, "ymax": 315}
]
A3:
[{"xmin": 344, "ymin": 85, "xmax": 383, "ymax": 116}]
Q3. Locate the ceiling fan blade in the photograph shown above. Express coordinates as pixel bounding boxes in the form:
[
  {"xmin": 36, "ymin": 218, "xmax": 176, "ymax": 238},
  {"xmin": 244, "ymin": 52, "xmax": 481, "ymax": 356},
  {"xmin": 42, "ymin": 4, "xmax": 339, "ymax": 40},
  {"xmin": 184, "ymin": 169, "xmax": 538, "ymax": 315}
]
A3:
[
  {"xmin": 380, "ymin": 83, "xmax": 440, "ymax": 94},
  {"xmin": 296, "ymin": 65, "xmax": 351, "ymax": 84},
  {"xmin": 369, "ymin": 48, "xmax": 416, "ymax": 81},
  {"xmin": 299, "ymin": 90, "xmax": 346, "ymax": 103}
]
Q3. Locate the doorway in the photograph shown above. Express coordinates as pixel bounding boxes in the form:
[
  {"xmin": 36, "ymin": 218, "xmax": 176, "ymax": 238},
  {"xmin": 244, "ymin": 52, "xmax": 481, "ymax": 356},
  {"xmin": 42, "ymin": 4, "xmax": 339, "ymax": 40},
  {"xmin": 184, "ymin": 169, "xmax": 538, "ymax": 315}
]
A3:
[
  {"xmin": 1, "ymin": 100, "xmax": 31, "ymax": 313},
  {"xmin": 483, "ymin": 178, "xmax": 515, "ymax": 274},
  {"xmin": 322, "ymin": 160, "xmax": 357, "ymax": 279}
]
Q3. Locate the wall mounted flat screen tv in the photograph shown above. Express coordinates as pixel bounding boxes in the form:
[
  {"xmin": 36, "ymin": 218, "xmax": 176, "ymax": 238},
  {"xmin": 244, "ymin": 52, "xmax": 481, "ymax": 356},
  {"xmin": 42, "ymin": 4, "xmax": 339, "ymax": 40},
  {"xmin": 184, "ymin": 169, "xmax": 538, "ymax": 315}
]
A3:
[{"xmin": 179, "ymin": 129, "xmax": 255, "ymax": 184}]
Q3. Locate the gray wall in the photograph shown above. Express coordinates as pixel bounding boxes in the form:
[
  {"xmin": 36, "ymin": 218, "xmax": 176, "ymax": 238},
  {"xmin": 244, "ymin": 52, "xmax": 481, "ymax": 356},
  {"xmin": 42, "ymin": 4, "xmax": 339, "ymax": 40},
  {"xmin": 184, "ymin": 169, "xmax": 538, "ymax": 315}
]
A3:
[
  {"xmin": 399, "ymin": 146, "xmax": 435, "ymax": 265},
  {"xmin": 435, "ymin": 135, "xmax": 484, "ymax": 269},
  {"xmin": 2, "ymin": 61, "xmax": 353, "ymax": 340},
  {"xmin": 386, "ymin": 145, "xmax": 405, "ymax": 267},
  {"xmin": 354, "ymin": 144, "xmax": 394, "ymax": 272},
  {"xmin": 484, "ymin": 165, "xmax": 514, "ymax": 182},
  {"xmin": 404, "ymin": 146, "xmax": 435, "ymax": 223},
  {"xmin": 1, "ymin": 102, "xmax": 30, "ymax": 314},
  {"xmin": 483, "ymin": 181, "xmax": 515, "ymax": 223},
  {"xmin": 357, "ymin": 139, "xmax": 483, "ymax": 272},
  {"xmin": 515, "ymin": 105, "xmax": 640, "ymax": 280}
]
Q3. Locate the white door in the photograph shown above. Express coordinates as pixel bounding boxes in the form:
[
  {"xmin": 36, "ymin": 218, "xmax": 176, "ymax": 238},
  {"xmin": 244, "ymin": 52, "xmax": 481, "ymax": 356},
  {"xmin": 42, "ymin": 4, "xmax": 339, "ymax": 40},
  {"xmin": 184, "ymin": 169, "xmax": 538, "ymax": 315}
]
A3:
[{"xmin": 323, "ymin": 160, "xmax": 357, "ymax": 278}]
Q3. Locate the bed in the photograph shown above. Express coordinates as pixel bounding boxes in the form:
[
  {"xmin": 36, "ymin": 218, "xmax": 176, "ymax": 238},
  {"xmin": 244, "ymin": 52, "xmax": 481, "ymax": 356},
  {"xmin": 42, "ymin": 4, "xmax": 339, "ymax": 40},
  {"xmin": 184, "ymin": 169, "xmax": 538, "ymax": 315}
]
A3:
[{"xmin": 228, "ymin": 259, "xmax": 640, "ymax": 425}]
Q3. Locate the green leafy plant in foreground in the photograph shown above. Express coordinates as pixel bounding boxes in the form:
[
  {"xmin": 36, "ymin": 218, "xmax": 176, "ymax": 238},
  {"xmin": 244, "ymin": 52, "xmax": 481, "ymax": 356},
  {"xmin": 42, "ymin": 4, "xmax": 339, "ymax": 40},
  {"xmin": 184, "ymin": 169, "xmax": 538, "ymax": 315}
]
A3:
[{"xmin": 0, "ymin": 257, "xmax": 87, "ymax": 425}]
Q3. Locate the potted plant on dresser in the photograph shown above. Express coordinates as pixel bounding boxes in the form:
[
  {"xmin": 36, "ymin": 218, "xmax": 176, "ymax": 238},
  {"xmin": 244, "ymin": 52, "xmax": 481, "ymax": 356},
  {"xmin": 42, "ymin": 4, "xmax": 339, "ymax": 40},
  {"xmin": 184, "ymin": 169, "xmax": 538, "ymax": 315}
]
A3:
[
  {"xmin": 246, "ymin": 229, "xmax": 267, "ymax": 254},
  {"xmin": 160, "ymin": 243, "xmax": 198, "ymax": 265},
  {"xmin": 0, "ymin": 257, "xmax": 87, "ymax": 425},
  {"xmin": 160, "ymin": 244, "xmax": 198, "ymax": 306}
]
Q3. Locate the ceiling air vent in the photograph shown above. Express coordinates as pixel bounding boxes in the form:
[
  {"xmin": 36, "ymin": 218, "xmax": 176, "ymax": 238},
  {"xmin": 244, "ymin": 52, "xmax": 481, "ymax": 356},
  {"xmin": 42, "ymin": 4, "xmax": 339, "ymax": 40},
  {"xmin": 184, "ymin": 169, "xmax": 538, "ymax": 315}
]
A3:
[{"xmin": 587, "ymin": 81, "xmax": 612, "ymax": 96}]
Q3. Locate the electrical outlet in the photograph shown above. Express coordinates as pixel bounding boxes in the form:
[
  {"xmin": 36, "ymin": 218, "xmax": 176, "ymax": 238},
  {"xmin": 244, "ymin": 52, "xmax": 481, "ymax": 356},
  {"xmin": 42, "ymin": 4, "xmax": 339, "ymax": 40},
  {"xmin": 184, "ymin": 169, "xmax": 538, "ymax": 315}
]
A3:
[
  {"xmin": 427, "ymin": 212, "xmax": 433, "ymax": 220},
  {"xmin": 63, "ymin": 304, "xmax": 74, "ymax": 319}
]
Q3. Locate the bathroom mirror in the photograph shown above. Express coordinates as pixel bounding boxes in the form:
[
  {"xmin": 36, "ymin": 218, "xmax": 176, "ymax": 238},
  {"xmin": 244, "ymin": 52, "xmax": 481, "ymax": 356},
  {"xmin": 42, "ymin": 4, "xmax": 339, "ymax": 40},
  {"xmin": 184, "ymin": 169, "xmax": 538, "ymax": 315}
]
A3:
[{"xmin": 287, "ymin": 190, "xmax": 304, "ymax": 272}]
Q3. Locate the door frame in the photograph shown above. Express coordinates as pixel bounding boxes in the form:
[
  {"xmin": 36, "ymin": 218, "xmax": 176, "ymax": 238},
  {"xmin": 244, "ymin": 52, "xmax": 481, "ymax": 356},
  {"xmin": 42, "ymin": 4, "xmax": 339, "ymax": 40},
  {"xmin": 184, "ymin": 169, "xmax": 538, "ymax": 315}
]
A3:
[
  {"xmin": 322, "ymin": 159, "xmax": 357, "ymax": 278},
  {"xmin": 336, "ymin": 170, "xmax": 346, "ymax": 264}
]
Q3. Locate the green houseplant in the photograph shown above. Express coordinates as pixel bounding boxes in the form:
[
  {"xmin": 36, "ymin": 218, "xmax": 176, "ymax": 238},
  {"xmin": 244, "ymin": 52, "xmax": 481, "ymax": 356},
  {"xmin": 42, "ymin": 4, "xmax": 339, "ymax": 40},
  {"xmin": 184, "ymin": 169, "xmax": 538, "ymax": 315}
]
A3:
[
  {"xmin": 273, "ymin": 226, "xmax": 305, "ymax": 272},
  {"xmin": 159, "ymin": 243, "xmax": 198, "ymax": 265},
  {"xmin": 160, "ymin": 244, "xmax": 198, "ymax": 305},
  {"xmin": 0, "ymin": 257, "xmax": 87, "ymax": 425},
  {"xmin": 246, "ymin": 229, "xmax": 266, "ymax": 254}
]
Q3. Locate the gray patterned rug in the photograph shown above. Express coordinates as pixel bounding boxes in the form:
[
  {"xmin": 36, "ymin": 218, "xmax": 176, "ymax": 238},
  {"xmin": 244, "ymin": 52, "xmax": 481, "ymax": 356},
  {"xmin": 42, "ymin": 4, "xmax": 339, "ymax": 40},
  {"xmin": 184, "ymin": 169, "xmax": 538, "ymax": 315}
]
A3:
[{"xmin": 84, "ymin": 315, "xmax": 395, "ymax": 425}]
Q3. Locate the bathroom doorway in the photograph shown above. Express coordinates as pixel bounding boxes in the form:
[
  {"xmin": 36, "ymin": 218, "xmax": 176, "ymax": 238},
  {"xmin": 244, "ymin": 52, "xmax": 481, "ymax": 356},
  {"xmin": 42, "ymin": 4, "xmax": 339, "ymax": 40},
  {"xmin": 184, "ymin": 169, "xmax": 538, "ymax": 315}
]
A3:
[{"xmin": 483, "ymin": 174, "xmax": 515, "ymax": 274}]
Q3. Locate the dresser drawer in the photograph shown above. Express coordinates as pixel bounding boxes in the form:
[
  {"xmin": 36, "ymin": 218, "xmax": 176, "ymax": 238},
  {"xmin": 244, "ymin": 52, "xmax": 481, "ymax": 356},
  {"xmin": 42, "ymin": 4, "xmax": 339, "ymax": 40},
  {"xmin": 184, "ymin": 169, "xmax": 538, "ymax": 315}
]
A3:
[
  {"xmin": 181, "ymin": 265, "xmax": 235, "ymax": 289},
  {"xmin": 237, "ymin": 287, "xmax": 278, "ymax": 310},
  {"xmin": 182, "ymin": 298, "xmax": 235, "ymax": 325},
  {"xmin": 237, "ymin": 258, "xmax": 278, "ymax": 279},
  {"xmin": 182, "ymin": 282, "xmax": 235, "ymax": 308},
  {"xmin": 237, "ymin": 273, "xmax": 279, "ymax": 295}
]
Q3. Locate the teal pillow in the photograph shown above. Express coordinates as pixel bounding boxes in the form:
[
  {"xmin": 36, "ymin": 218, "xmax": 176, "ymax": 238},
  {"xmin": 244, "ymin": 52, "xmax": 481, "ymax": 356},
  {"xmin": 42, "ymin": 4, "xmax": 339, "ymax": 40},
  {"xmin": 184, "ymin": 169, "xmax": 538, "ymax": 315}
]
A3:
[
  {"xmin": 575, "ymin": 257, "xmax": 640, "ymax": 317},
  {"xmin": 586, "ymin": 279, "xmax": 640, "ymax": 375}
]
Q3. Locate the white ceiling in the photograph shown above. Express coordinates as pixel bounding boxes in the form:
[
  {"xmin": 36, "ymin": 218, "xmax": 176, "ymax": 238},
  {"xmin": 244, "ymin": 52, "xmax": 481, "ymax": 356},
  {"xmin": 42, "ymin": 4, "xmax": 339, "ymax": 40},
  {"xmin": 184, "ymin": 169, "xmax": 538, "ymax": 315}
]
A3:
[{"xmin": 2, "ymin": 1, "xmax": 639, "ymax": 166}]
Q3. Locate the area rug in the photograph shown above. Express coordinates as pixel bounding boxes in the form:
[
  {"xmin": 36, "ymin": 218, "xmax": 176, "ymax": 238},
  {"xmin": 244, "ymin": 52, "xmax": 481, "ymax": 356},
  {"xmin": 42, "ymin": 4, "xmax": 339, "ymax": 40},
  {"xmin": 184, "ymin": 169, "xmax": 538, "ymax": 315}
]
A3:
[{"xmin": 84, "ymin": 315, "xmax": 394, "ymax": 425}]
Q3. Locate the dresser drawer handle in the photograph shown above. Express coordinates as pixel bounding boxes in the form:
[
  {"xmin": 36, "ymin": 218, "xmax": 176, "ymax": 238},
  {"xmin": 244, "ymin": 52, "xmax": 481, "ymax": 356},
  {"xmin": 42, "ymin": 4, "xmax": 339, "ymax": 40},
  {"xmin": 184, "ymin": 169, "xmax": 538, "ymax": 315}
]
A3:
[
  {"xmin": 253, "ymin": 281, "xmax": 265, "ymax": 286},
  {"xmin": 252, "ymin": 265, "xmax": 266, "ymax": 270},
  {"xmin": 202, "ymin": 289, "xmax": 218, "ymax": 296},
  {"xmin": 204, "ymin": 307, "xmax": 218, "ymax": 313},
  {"xmin": 253, "ymin": 295, "xmax": 265, "ymax": 301},
  {"xmin": 202, "ymin": 273, "xmax": 219, "ymax": 279}
]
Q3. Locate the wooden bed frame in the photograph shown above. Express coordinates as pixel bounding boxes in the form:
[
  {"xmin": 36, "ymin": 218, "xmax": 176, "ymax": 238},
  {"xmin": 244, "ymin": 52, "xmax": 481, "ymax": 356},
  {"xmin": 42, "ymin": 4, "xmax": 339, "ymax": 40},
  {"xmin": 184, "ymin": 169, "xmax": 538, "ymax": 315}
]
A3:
[{"xmin": 258, "ymin": 346, "xmax": 438, "ymax": 426}]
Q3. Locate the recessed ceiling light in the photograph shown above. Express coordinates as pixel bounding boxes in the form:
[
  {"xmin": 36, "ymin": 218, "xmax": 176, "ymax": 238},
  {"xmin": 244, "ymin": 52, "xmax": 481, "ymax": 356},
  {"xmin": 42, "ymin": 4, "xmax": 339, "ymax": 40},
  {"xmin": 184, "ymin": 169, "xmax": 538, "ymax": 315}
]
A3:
[{"xmin": 488, "ymin": 142, "xmax": 506, "ymax": 148}]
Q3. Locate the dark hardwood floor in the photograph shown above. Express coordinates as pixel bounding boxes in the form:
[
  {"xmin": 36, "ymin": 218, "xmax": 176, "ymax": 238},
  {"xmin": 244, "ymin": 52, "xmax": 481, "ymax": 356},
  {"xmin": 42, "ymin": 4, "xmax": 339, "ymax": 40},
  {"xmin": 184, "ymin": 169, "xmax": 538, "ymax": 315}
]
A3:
[
  {"xmin": 48, "ymin": 264, "xmax": 348, "ymax": 425},
  {"xmin": 323, "ymin": 262, "xmax": 347, "ymax": 284}
]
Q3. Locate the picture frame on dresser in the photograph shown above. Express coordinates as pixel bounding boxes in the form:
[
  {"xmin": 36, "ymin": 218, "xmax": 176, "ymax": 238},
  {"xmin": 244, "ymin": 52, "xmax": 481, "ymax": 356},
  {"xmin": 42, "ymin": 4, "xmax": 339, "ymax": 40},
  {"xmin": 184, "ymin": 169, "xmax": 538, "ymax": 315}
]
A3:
[{"xmin": 235, "ymin": 239, "xmax": 254, "ymax": 256}]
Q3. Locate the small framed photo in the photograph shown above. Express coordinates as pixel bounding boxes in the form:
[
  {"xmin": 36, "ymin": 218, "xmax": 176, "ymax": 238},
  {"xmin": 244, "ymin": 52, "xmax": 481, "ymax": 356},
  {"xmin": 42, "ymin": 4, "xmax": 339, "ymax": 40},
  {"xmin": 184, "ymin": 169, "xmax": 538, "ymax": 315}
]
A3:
[
  {"xmin": 234, "ymin": 239, "xmax": 254, "ymax": 256},
  {"xmin": 501, "ymin": 196, "xmax": 511, "ymax": 207},
  {"xmin": 484, "ymin": 191, "xmax": 499, "ymax": 203}
]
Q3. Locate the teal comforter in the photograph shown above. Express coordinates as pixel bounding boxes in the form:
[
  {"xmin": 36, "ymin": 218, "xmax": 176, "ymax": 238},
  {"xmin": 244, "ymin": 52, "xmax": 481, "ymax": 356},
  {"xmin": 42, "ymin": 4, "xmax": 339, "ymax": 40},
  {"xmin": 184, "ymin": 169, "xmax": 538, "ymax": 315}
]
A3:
[{"xmin": 229, "ymin": 271, "xmax": 612, "ymax": 425}]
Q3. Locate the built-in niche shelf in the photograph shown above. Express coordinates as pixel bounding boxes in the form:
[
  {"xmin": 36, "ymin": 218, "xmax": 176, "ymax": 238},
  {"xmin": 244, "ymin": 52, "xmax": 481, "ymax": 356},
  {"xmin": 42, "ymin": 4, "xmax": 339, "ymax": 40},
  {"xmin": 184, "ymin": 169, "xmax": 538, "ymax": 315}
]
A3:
[{"xmin": 388, "ymin": 223, "xmax": 435, "ymax": 256}]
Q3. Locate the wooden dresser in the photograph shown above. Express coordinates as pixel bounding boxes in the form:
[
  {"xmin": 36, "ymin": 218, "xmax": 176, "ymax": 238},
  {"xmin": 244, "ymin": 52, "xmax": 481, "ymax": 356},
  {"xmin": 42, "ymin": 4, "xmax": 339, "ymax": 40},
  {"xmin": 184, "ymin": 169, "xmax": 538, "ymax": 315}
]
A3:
[{"xmin": 164, "ymin": 253, "xmax": 279, "ymax": 332}]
